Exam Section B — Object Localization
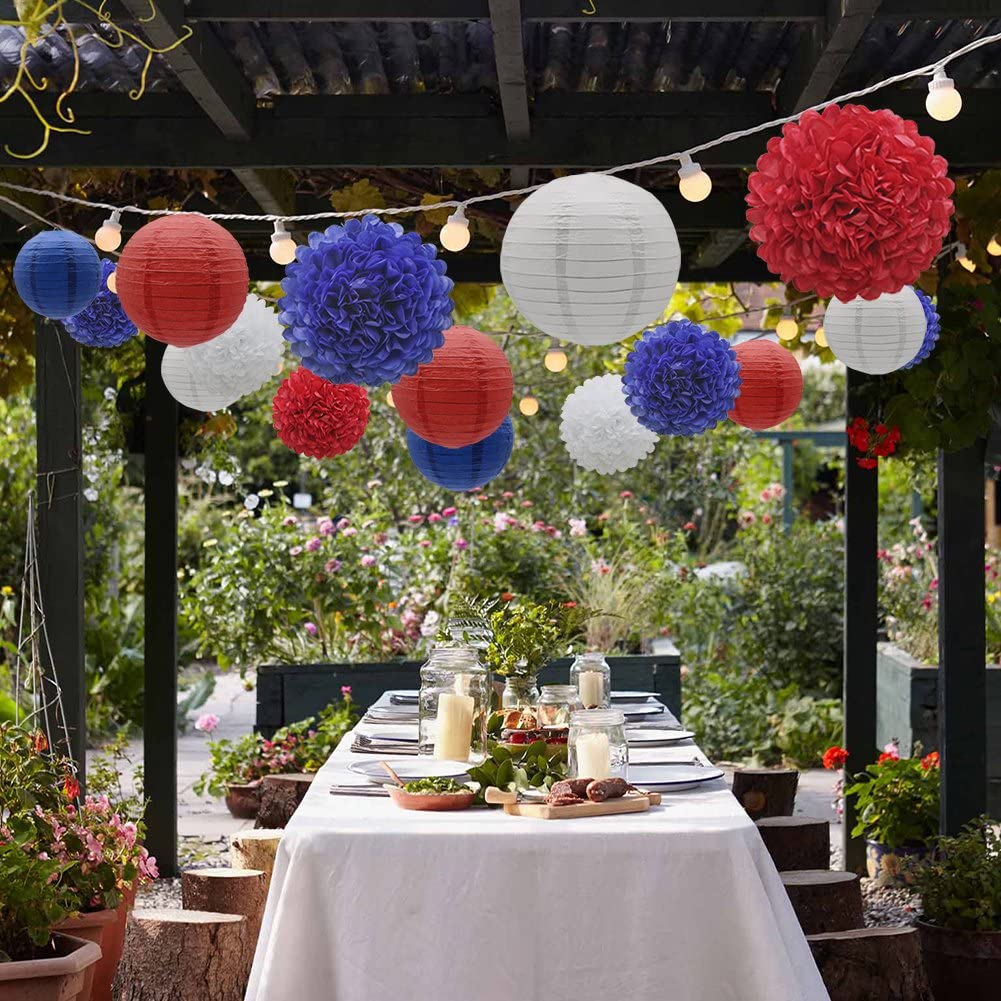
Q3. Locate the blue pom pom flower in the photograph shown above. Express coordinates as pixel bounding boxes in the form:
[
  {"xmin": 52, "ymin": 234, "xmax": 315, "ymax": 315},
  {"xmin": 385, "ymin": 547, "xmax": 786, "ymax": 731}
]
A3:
[
  {"xmin": 279, "ymin": 216, "xmax": 454, "ymax": 386},
  {"xmin": 63, "ymin": 259, "xmax": 138, "ymax": 348},
  {"xmin": 901, "ymin": 290, "xmax": 940, "ymax": 369},
  {"xmin": 623, "ymin": 320, "xmax": 742, "ymax": 436}
]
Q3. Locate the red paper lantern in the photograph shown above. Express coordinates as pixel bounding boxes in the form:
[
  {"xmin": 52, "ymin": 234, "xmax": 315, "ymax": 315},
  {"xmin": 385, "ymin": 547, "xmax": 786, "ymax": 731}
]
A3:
[
  {"xmin": 116, "ymin": 216, "xmax": 248, "ymax": 346},
  {"xmin": 728, "ymin": 340, "xmax": 803, "ymax": 431},
  {"xmin": 272, "ymin": 367, "xmax": 370, "ymax": 459},
  {"xmin": 391, "ymin": 325, "xmax": 513, "ymax": 447}
]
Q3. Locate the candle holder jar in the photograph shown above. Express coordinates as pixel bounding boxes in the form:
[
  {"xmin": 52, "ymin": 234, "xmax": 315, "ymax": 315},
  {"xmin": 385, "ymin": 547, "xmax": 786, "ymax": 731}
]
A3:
[
  {"xmin": 571, "ymin": 651, "xmax": 611, "ymax": 709},
  {"xmin": 537, "ymin": 685, "xmax": 583, "ymax": 746},
  {"xmin": 568, "ymin": 709, "xmax": 628, "ymax": 781},
  {"xmin": 418, "ymin": 646, "xmax": 489, "ymax": 763}
]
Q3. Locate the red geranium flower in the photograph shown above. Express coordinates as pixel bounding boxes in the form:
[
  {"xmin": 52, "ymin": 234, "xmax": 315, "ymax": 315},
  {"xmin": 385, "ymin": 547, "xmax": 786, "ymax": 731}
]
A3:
[
  {"xmin": 33, "ymin": 731, "xmax": 48, "ymax": 753},
  {"xmin": 63, "ymin": 775, "xmax": 80, "ymax": 800},
  {"xmin": 921, "ymin": 751, "xmax": 940, "ymax": 770},
  {"xmin": 877, "ymin": 752, "xmax": 898, "ymax": 764},
  {"xmin": 822, "ymin": 746, "xmax": 849, "ymax": 770}
]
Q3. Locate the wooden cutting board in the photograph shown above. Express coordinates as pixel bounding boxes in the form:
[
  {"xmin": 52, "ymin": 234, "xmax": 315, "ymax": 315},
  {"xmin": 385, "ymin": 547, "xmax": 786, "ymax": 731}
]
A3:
[{"xmin": 503, "ymin": 791, "xmax": 660, "ymax": 820}]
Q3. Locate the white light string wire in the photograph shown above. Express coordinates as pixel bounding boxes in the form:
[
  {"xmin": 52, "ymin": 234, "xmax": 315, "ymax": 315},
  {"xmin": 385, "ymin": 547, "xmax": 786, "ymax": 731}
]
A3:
[{"xmin": 0, "ymin": 28, "xmax": 999, "ymax": 224}]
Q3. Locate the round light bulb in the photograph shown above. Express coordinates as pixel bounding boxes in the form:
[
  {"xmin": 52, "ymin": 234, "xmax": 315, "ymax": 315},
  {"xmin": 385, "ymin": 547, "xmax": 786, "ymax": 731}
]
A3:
[
  {"xmin": 677, "ymin": 154, "xmax": 712, "ymax": 203},
  {"xmin": 814, "ymin": 324, "xmax": 827, "ymax": 349},
  {"xmin": 987, "ymin": 235, "xmax": 1001, "ymax": 257},
  {"xmin": 544, "ymin": 345, "xmax": 568, "ymax": 372},
  {"xmin": 439, "ymin": 206, "xmax": 471, "ymax": 252},
  {"xmin": 269, "ymin": 221, "xmax": 297, "ymax": 266},
  {"xmin": 957, "ymin": 244, "xmax": 976, "ymax": 272},
  {"xmin": 106, "ymin": 270, "xmax": 117, "ymax": 294},
  {"xmin": 776, "ymin": 316, "xmax": 799, "ymax": 341},
  {"xmin": 925, "ymin": 69, "xmax": 962, "ymax": 122},
  {"xmin": 386, "ymin": 389, "xmax": 396, "ymax": 409},
  {"xmin": 519, "ymin": 395, "xmax": 539, "ymax": 416},
  {"xmin": 94, "ymin": 210, "xmax": 122, "ymax": 252}
]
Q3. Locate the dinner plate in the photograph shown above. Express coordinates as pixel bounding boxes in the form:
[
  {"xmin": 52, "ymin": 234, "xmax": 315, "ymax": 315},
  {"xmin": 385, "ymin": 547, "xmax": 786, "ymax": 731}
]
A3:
[
  {"xmin": 347, "ymin": 758, "xmax": 471, "ymax": 784},
  {"xmin": 620, "ymin": 703, "xmax": 665, "ymax": 717},
  {"xmin": 626, "ymin": 728, "xmax": 696, "ymax": 746},
  {"xmin": 611, "ymin": 691, "xmax": 659, "ymax": 703},
  {"xmin": 627, "ymin": 764, "xmax": 725, "ymax": 791}
]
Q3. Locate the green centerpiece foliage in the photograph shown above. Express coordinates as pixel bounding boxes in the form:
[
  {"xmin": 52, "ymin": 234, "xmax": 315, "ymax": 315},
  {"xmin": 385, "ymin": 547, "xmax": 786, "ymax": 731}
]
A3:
[{"xmin": 482, "ymin": 598, "xmax": 591, "ymax": 678}]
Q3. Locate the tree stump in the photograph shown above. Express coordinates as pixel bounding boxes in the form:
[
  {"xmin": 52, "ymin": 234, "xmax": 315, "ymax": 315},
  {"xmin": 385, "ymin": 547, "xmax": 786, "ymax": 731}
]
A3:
[
  {"xmin": 231, "ymin": 829, "xmax": 283, "ymax": 890},
  {"xmin": 732, "ymin": 767, "xmax": 799, "ymax": 819},
  {"xmin": 756, "ymin": 816, "xmax": 831, "ymax": 871},
  {"xmin": 255, "ymin": 773, "xmax": 314, "ymax": 829},
  {"xmin": 781, "ymin": 870, "xmax": 864, "ymax": 935},
  {"xmin": 807, "ymin": 927, "xmax": 932, "ymax": 1001},
  {"xmin": 113, "ymin": 909, "xmax": 253, "ymax": 1001},
  {"xmin": 181, "ymin": 868, "xmax": 268, "ymax": 946}
]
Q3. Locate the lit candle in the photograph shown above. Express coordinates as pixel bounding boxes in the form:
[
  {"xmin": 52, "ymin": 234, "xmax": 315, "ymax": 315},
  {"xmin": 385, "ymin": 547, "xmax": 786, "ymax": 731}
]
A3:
[
  {"xmin": 574, "ymin": 731, "xmax": 611, "ymax": 780},
  {"xmin": 434, "ymin": 692, "xmax": 474, "ymax": 761},
  {"xmin": 578, "ymin": 670, "xmax": 604, "ymax": 709}
]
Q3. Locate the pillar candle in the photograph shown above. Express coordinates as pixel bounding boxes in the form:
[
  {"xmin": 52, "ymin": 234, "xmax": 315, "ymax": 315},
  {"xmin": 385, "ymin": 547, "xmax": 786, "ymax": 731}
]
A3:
[
  {"xmin": 434, "ymin": 692, "xmax": 474, "ymax": 761},
  {"xmin": 574, "ymin": 731, "xmax": 611, "ymax": 780},
  {"xmin": 578, "ymin": 670, "xmax": 604, "ymax": 709}
]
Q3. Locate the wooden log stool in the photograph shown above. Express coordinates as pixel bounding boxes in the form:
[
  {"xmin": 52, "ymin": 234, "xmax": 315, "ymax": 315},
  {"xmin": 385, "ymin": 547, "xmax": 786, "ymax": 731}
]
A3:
[
  {"xmin": 807, "ymin": 927, "xmax": 932, "ymax": 1001},
  {"xmin": 255, "ymin": 772, "xmax": 314, "ymax": 829},
  {"xmin": 781, "ymin": 870, "xmax": 864, "ymax": 935},
  {"xmin": 181, "ymin": 867, "xmax": 268, "ymax": 947},
  {"xmin": 231, "ymin": 829, "xmax": 284, "ymax": 890},
  {"xmin": 756, "ymin": 816, "xmax": 831, "ymax": 871},
  {"xmin": 114, "ymin": 909, "xmax": 254, "ymax": 1001},
  {"xmin": 732, "ymin": 767, "xmax": 799, "ymax": 819}
]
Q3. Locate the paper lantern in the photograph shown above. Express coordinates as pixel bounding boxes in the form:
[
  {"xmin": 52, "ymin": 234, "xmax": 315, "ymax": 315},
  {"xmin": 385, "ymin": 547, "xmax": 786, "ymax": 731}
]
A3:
[
  {"xmin": 407, "ymin": 417, "xmax": 514, "ymax": 492},
  {"xmin": 746, "ymin": 104, "xmax": 954, "ymax": 301},
  {"xmin": 14, "ymin": 231, "xmax": 101, "ymax": 319},
  {"xmin": 623, "ymin": 320, "xmax": 741, "ymax": 436},
  {"xmin": 560, "ymin": 374, "xmax": 657, "ymax": 474},
  {"xmin": 824, "ymin": 287, "xmax": 927, "ymax": 375},
  {"xmin": 901, "ymin": 290, "xmax": 941, "ymax": 370},
  {"xmin": 161, "ymin": 295, "xmax": 285, "ymax": 411},
  {"xmin": 728, "ymin": 340, "xmax": 803, "ymax": 431},
  {"xmin": 116, "ymin": 215, "xmax": 248, "ymax": 347},
  {"xmin": 279, "ymin": 216, "xmax": 454, "ymax": 386},
  {"xmin": 500, "ymin": 174, "xmax": 680, "ymax": 346},
  {"xmin": 272, "ymin": 367, "xmax": 370, "ymax": 459},
  {"xmin": 391, "ymin": 325, "xmax": 513, "ymax": 447},
  {"xmin": 63, "ymin": 259, "xmax": 137, "ymax": 348}
]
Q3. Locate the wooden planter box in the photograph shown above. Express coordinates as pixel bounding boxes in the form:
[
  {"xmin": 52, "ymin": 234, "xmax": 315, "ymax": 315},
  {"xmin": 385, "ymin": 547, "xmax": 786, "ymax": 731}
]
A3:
[
  {"xmin": 876, "ymin": 642, "xmax": 1001, "ymax": 816},
  {"xmin": 256, "ymin": 646, "xmax": 682, "ymax": 738}
]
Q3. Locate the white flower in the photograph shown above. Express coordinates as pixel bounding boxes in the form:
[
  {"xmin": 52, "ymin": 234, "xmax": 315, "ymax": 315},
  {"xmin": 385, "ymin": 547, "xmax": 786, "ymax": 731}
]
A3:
[
  {"xmin": 84, "ymin": 487, "xmax": 99, "ymax": 502},
  {"xmin": 568, "ymin": 517, "xmax": 587, "ymax": 537},
  {"xmin": 244, "ymin": 494, "xmax": 260, "ymax": 511},
  {"xmin": 103, "ymin": 387, "xmax": 116, "ymax": 402},
  {"xmin": 218, "ymin": 470, "xmax": 234, "ymax": 486},
  {"xmin": 420, "ymin": 610, "xmax": 440, "ymax": 637},
  {"xmin": 492, "ymin": 511, "xmax": 509, "ymax": 533}
]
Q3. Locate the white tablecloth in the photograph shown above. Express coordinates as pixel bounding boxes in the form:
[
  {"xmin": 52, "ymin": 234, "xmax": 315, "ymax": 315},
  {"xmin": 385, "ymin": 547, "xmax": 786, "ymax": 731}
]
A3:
[{"xmin": 246, "ymin": 704, "xmax": 829, "ymax": 1001}]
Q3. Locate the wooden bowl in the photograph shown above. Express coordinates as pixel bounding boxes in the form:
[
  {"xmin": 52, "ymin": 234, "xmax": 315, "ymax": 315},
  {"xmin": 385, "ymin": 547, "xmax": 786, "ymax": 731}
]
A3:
[{"xmin": 386, "ymin": 785, "xmax": 476, "ymax": 812}]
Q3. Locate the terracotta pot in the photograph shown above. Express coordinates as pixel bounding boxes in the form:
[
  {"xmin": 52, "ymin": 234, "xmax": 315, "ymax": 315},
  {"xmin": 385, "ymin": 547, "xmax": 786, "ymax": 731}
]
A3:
[
  {"xmin": 225, "ymin": 782, "xmax": 262, "ymax": 819},
  {"xmin": 918, "ymin": 919, "xmax": 1001, "ymax": 1001},
  {"xmin": 864, "ymin": 839, "xmax": 929, "ymax": 887},
  {"xmin": 0, "ymin": 932, "xmax": 102, "ymax": 1001},
  {"xmin": 89, "ymin": 883, "xmax": 136, "ymax": 1001},
  {"xmin": 55, "ymin": 908, "xmax": 116, "ymax": 1001}
]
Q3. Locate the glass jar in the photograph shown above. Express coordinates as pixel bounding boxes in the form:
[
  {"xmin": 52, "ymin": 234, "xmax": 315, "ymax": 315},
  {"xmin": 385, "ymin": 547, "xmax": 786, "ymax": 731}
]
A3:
[
  {"xmin": 418, "ymin": 646, "xmax": 489, "ymax": 763},
  {"xmin": 568, "ymin": 709, "xmax": 628, "ymax": 781},
  {"xmin": 570, "ymin": 651, "xmax": 611, "ymax": 709},
  {"xmin": 537, "ymin": 685, "xmax": 583, "ymax": 746},
  {"xmin": 501, "ymin": 673, "xmax": 540, "ymax": 709}
]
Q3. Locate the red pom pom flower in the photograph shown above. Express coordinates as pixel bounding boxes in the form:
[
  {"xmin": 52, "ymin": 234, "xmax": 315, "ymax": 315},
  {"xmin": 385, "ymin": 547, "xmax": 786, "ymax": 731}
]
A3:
[
  {"xmin": 746, "ymin": 104, "xmax": 954, "ymax": 301},
  {"xmin": 272, "ymin": 367, "xmax": 370, "ymax": 458}
]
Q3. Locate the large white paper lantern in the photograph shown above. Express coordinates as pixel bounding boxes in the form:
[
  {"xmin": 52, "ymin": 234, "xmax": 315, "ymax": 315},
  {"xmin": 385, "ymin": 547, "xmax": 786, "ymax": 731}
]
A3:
[
  {"xmin": 500, "ymin": 174, "xmax": 681, "ymax": 346},
  {"xmin": 823, "ymin": 287, "xmax": 927, "ymax": 375},
  {"xmin": 161, "ymin": 294, "xmax": 285, "ymax": 411},
  {"xmin": 560, "ymin": 374, "xmax": 658, "ymax": 474}
]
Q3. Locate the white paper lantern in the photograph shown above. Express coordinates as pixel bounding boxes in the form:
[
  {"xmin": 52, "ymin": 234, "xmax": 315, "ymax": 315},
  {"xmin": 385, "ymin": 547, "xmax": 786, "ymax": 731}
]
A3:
[
  {"xmin": 500, "ymin": 174, "xmax": 681, "ymax": 346},
  {"xmin": 161, "ymin": 294, "xmax": 285, "ymax": 411},
  {"xmin": 560, "ymin": 374, "xmax": 658, "ymax": 474},
  {"xmin": 823, "ymin": 287, "xmax": 927, "ymax": 375}
]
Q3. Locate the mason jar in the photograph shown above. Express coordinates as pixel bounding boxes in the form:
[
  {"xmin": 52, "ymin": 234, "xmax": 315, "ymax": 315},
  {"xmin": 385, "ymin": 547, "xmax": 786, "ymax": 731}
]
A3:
[
  {"xmin": 537, "ymin": 684, "xmax": 583, "ymax": 746},
  {"xmin": 568, "ymin": 708, "xmax": 628, "ymax": 781},
  {"xmin": 418, "ymin": 646, "xmax": 489, "ymax": 763},
  {"xmin": 570, "ymin": 651, "xmax": 612, "ymax": 709}
]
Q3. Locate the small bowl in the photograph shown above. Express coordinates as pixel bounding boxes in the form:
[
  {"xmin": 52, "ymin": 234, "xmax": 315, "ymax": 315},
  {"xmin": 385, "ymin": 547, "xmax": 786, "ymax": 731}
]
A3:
[{"xmin": 386, "ymin": 785, "xmax": 476, "ymax": 812}]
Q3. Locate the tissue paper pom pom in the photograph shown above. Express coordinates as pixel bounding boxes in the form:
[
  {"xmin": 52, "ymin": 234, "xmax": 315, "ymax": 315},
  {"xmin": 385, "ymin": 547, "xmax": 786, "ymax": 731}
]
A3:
[
  {"xmin": 727, "ymin": 340, "xmax": 803, "ymax": 431},
  {"xmin": 279, "ymin": 216, "xmax": 454, "ymax": 387},
  {"xmin": 623, "ymin": 320, "xmax": 741, "ymax": 436},
  {"xmin": 407, "ymin": 417, "xmax": 514, "ymax": 492},
  {"xmin": 15, "ymin": 230, "xmax": 101, "ymax": 319},
  {"xmin": 272, "ymin": 367, "xmax": 370, "ymax": 458},
  {"xmin": 560, "ymin": 374, "xmax": 657, "ymax": 474},
  {"xmin": 746, "ymin": 104, "xmax": 954, "ymax": 301},
  {"xmin": 901, "ymin": 290, "xmax": 941, "ymax": 369},
  {"xmin": 63, "ymin": 259, "xmax": 137, "ymax": 348}
]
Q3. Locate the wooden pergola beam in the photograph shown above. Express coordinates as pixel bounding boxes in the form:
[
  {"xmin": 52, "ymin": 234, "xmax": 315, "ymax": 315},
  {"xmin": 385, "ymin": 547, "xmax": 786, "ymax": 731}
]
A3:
[{"xmin": 488, "ymin": 0, "xmax": 531, "ymax": 143}]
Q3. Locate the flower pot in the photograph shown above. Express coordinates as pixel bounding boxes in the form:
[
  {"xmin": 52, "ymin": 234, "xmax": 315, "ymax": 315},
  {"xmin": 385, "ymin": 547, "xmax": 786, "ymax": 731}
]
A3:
[
  {"xmin": 54, "ymin": 909, "xmax": 116, "ymax": 1001},
  {"xmin": 225, "ymin": 782, "xmax": 262, "ymax": 819},
  {"xmin": 865, "ymin": 840, "xmax": 929, "ymax": 887},
  {"xmin": 0, "ymin": 932, "xmax": 102, "ymax": 1001},
  {"xmin": 89, "ymin": 883, "xmax": 136, "ymax": 1001},
  {"xmin": 918, "ymin": 920, "xmax": 1001, "ymax": 1001}
]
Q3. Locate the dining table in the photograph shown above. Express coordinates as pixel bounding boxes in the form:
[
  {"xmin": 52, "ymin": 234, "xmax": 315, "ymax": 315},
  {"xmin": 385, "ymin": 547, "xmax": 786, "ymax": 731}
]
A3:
[{"xmin": 245, "ymin": 691, "xmax": 830, "ymax": 1001}]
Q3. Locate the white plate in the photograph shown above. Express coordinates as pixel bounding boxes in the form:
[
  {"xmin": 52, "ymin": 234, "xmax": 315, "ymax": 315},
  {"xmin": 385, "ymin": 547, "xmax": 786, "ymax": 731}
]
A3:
[
  {"xmin": 626, "ymin": 728, "xmax": 696, "ymax": 746},
  {"xmin": 347, "ymin": 758, "xmax": 471, "ymax": 784},
  {"xmin": 620, "ymin": 703, "xmax": 665, "ymax": 717},
  {"xmin": 611, "ymin": 691, "xmax": 659, "ymax": 703},
  {"xmin": 628, "ymin": 764, "xmax": 725, "ymax": 791}
]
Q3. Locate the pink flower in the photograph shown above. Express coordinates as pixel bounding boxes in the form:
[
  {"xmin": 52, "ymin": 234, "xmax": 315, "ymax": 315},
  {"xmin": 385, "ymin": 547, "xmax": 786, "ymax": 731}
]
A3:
[
  {"xmin": 317, "ymin": 517, "xmax": 335, "ymax": 535},
  {"xmin": 341, "ymin": 526, "xmax": 358, "ymax": 537},
  {"xmin": 324, "ymin": 558, "xmax": 342, "ymax": 573},
  {"xmin": 360, "ymin": 554, "xmax": 377, "ymax": 567},
  {"xmin": 366, "ymin": 479, "xmax": 382, "ymax": 489},
  {"xmin": 761, "ymin": 514, "xmax": 773, "ymax": 525},
  {"xmin": 303, "ymin": 622, "xmax": 318, "ymax": 636},
  {"xmin": 882, "ymin": 741, "xmax": 900, "ymax": 760},
  {"xmin": 619, "ymin": 490, "xmax": 633, "ymax": 499},
  {"xmin": 493, "ymin": 512, "xmax": 509, "ymax": 533},
  {"xmin": 305, "ymin": 536, "xmax": 322, "ymax": 552},
  {"xmin": 568, "ymin": 517, "xmax": 587, "ymax": 537},
  {"xmin": 442, "ymin": 507, "xmax": 457, "ymax": 517},
  {"xmin": 455, "ymin": 538, "xmax": 468, "ymax": 550},
  {"xmin": 419, "ymin": 539, "xmax": 432, "ymax": 548},
  {"xmin": 341, "ymin": 685, "xmax": 352, "ymax": 699},
  {"xmin": 408, "ymin": 514, "xmax": 425, "ymax": 524},
  {"xmin": 289, "ymin": 545, "xmax": 303, "ymax": 556},
  {"xmin": 195, "ymin": 713, "xmax": 220, "ymax": 734},
  {"xmin": 428, "ymin": 513, "xmax": 442, "ymax": 523},
  {"xmin": 521, "ymin": 500, "xmax": 534, "ymax": 508},
  {"xmin": 336, "ymin": 517, "xmax": 351, "ymax": 530},
  {"xmin": 283, "ymin": 516, "xmax": 297, "ymax": 527},
  {"xmin": 502, "ymin": 491, "xmax": 514, "ymax": 499},
  {"xmin": 738, "ymin": 510, "xmax": 756, "ymax": 528}
]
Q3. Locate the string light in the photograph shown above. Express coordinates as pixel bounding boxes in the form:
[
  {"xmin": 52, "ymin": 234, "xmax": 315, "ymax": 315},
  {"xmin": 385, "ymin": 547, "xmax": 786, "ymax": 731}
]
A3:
[
  {"xmin": 106, "ymin": 270, "xmax": 117, "ymax": 293},
  {"xmin": 94, "ymin": 210, "xmax": 122, "ymax": 252},
  {"xmin": 776, "ymin": 315, "xmax": 799, "ymax": 341},
  {"xmin": 439, "ymin": 205, "xmax": 471, "ymax": 252},
  {"xmin": 519, "ymin": 395, "xmax": 539, "ymax": 416},
  {"xmin": 988, "ymin": 235, "xmax": 1001, "ymax": 257},
  {"xmin": 814, "ymin": 325, "xmax": 827, "ymax": 349},
  {"xmin": 957, "ymin": 243, "xmax": 976, "ymax": 272},
  {"xmin": 925, "ymin": 68, "xmax": 962, "ymax": 122},
  {"xmin": 544, "ymin": 339, "xmax": 568, "ymax": 372},
  {"xmin": 269, "ymin": 221, "xmax": 297, "ymax": 266},
  {"xmin": 677, "ymin": 153, "xmax": 712, "ymax": 203},
  {"xmin": 386, "ymin": 389, "xmax": 396, "ymax": 409}
]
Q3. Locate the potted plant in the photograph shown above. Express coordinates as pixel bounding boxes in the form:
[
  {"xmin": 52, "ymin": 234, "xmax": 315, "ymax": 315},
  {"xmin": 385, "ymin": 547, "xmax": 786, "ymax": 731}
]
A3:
[{"xmin": 910, "ymin": 817, "xmax": 1001, "ymax": 1001}]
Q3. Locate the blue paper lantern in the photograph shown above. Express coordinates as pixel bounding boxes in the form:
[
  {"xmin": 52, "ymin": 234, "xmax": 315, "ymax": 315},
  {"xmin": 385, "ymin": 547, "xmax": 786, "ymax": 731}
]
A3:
[
  {"xmin": 63, "ymin": 259, "xmax": 138, "ymax": 348},
  {"xmin": 14, "ymin": 231, "xmax": 101, "ymax": 319},
  {"xmin": 279, "ymin": 216, "xmax": 454, "ymax": 387},
  {"xmin": 901, "ymin": 289, "xmax": 941, "ymax": 369},
  {"xmin": 407, "ymin": 417, "xmax": 514, "ymax": 492}
]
